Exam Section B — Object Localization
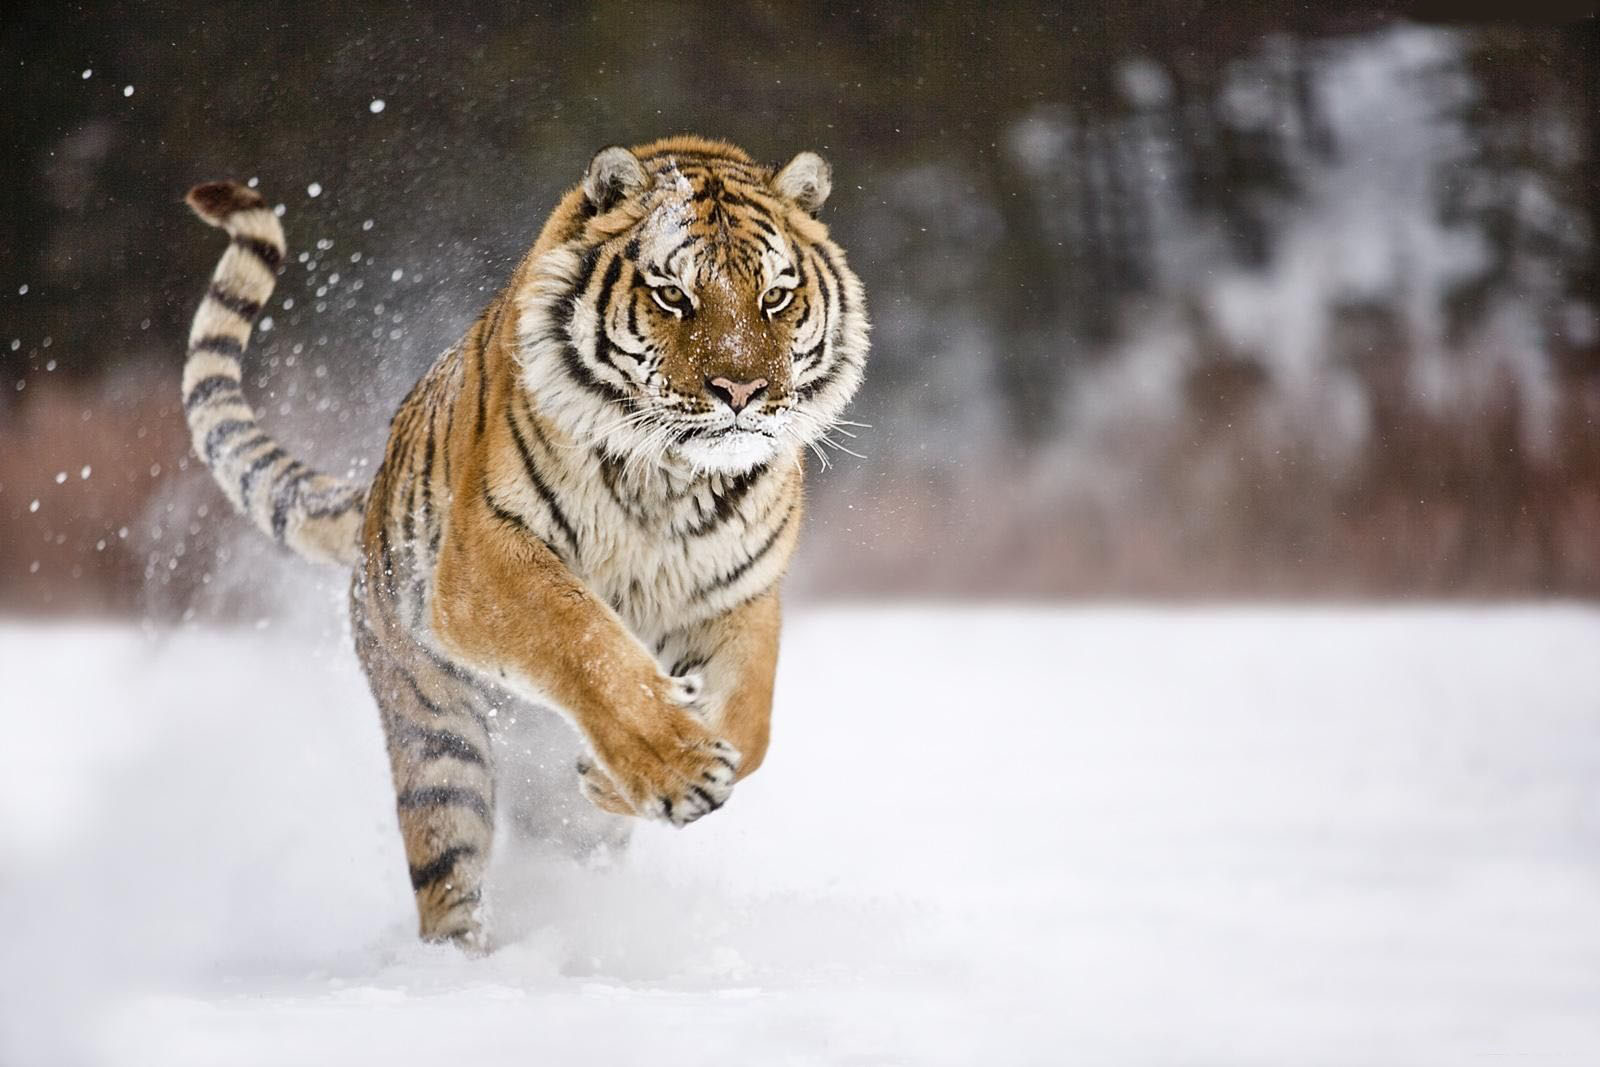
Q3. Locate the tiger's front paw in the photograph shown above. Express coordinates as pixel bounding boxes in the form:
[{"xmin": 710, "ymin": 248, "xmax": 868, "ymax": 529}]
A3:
[
  {"xmin": 577, "ymin": 674, "xmax": 740, "ymax": 826},
  {"xmin": 577, "ymin": 735, "xmax": 739, "ymax": 826}
]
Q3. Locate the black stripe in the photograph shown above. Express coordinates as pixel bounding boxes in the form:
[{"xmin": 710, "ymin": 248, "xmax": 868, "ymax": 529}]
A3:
[
  {"xmin": 390, "ymin": 652, "xmax": 497, "ymax": 741},
  {"xmin": 396, "ymin": 786, "xmax": 492, "ymax": 822},
  {"xmin": 475, "ymin": 299, "xmax": 506, "ymax": 438},
  {"xmin": 237, "ymin": 446, "xmax": 286, "ymax": 507},
  {"xmin": 188, "ymin": 334, "xmax": 245, "ymax": 357},
  {"xmin": 807, "ymin": 247, "xmax": 833, "ymax": 316},
  {"xmin": 376, "ymin": 523, "xmax": 399, "ymax": 600},
  {"xmin": 505, "ymin": 408, "xmax": 580, "ymax": 558},
  {"xmin": 625, "ymin": 283, "xmax": 643, "ymax": 342},
  {"xmin": 398, "ymin": 665, "xmax": 446, "ymax": 717},
  {"xmin": 812, "ymin": 244, "xmax": 848, "ymax": 315},
  {"xmin": 399, "ymin": 431, "xmax": 421, "ymax": 554},
  {"xmin": 202, "ymin": 418, "xmax": 255, "ymax": 463},
  {"xmin": 659, "ymin": 235, "xmax": 698, "ymax": 277},
  {"xmin": 416, "ymin": 728, "xmax": 488, "ymax": 767},
  {"xmin": 796, "ymin": 347, "xmax": 851, "ymax": 402},
  {"xmin": 231, "ymin": 234, "xmax": 283, "ymax": 271},
  {"xmin": 590, "ymin": 257, "xmax": 634, "ymax": 377},
  {"xmin": 567, "ymin": 247, "xmax": 604, "ymax": 330},
  {"xmin": 483, "ymin": 485, "xmax": 534, "ymax": 535},
  {"xmin": 206, "ymin": 283, "xmax": 263, "ymax": 319},
  {"xmin": 409, "ymin": 845, "xmax": 477, "ymax": 891},
  {"xmin": 668, "ymin": 655, "xmax": 707, "ymax": 678},
  {"xmin": 686, "ymin": 466, "xmax": 766, "ymax": 537},
  {"xmin": 393, "ymin": 717, "xmax": 489, "ymax": 767},
  {"xmin": 558, "ymin": 331, "xmax": 632, "ymax": 402},
  {"xmin": 269, "ymin": 463, "xmax": 316, "ymax": 541},
  {"xmin": 551, "ymin": 248, "xmax": 632, "ymax": 403},
  {"xmin": 690, "ymin": 503, "xmax": 795, "ymax": 603},
  {"xmin": 690, "ymin": 175, "xmax": 726, "ymax": 203},
  {"xmin": 593, "ymin": 446, "xmax": 648, "ymax": 524},
  {"xmin": 299, "ymin": 486, "xmax": 364, "ymax": 519},
  {"xmin": 474, "ymin": 334, "xmax": 489, "ymax": 437},
  {"xmin": 520, "ymin": 394, "xmax": 563, "ymax": 457},
  {"xmin": 183, "ymin": 373, "xmax": 242, "ymax": 412},
  {"xmin": 414, "ymin": 640, "xmax": 502, "ymax": 704},
  {"xmin": 220, "ymin": 430, "xmax": 270, "ymax": 464},
  {"xmin": 793, "ymin": 338, "xmax": 825, "ymax": 373},
  {"xmin": 595, "ymin": 254, "xmax": 624, "ymax": 315},
  {"xmin": 419, "ymin": 416, "xmax": 437, "ymax": 534}
]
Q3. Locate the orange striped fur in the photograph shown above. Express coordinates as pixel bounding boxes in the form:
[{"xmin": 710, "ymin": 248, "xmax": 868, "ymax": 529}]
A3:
[{"xmin": 182, "ymin": 137, "xmax": 869, "ymax": 949}]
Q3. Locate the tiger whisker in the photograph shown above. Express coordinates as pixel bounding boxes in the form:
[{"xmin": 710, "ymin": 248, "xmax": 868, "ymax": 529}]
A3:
[{"xmin": 817, "ymin": 433, "xmax": 866, "ymax": 460}]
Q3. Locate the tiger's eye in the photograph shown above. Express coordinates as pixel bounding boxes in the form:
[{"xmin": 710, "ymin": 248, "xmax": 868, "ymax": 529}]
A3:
[
  {"xmin": 650, "ymin": 284, "xmax": 691, "ymax": 315},
  {"xmin": 760, "ymin": 287, "xmax": 793, "ymax": 314}
]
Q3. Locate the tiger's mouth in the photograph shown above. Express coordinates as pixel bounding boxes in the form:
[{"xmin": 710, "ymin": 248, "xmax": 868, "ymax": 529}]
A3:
[
  {"xmin": 694, "ymin": 424, "xmax": 775, "ymax": 442},
  {"xmin": 672, "ymin": 408, "xmax": 782, "ymax": 444},
  {"xmin": 672, "ymin": 420, "xmax": 783, "ymax": 473}
]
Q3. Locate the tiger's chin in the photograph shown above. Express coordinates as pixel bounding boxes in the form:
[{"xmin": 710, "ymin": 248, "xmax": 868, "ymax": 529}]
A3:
[{"xmin": 672, "ymin": 427, "xmax": 783, "ymax": 475}]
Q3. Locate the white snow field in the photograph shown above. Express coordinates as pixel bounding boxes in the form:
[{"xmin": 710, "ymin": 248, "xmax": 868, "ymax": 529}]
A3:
[{"xmin": 2, "ymin": 605, "xmax": 1598, "ymax": 1066}]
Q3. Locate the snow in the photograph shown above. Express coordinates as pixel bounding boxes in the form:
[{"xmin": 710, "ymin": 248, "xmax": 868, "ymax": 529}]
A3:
[{"xmin": 2, "ymin": 606, "xmax": 1598, "ymax": 1065}]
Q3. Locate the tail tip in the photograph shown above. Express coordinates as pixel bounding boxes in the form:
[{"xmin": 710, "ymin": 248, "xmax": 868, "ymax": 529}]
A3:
[{"xmin": 186, "ymin": 181, "xmax": 266, "ymax": 225}]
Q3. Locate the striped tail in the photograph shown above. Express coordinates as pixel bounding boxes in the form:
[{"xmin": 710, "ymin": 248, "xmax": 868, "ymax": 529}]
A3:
[{"xmin": 181, "ymin": 181, "xmax": 366, "ymax": 567}]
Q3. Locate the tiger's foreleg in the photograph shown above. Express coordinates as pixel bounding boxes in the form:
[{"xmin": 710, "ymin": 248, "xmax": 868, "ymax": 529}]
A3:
[
  {"xmin": 581, "ymin": 590, "xmax": 783, "ymax": 811},
  {"xmin": 683, "ymin": 589, "xmax": 782, "ymax": 780},
  {"xmin": 354, "ymin": 604, "xmax": 499, "ymax": 950},
  {"xmin": 430, "ymin": 490, "xmax": 740, "ymax": 828}
]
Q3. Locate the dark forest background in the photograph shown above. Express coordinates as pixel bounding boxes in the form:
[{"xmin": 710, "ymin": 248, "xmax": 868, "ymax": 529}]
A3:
[{"xmin": 2, "ymin": 2, "xmax": 1596, "ymax": 615}]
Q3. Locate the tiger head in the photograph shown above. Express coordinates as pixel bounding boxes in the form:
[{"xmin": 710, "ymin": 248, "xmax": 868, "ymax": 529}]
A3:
[{"xmin": 517, "ymin": 137, "xmax": 869, "ymax": 476}]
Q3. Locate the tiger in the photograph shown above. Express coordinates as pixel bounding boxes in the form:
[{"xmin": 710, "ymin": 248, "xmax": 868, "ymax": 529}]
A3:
[{"xmin": 179, "ymin": 136, "xmax": 868, "ymax": 950}]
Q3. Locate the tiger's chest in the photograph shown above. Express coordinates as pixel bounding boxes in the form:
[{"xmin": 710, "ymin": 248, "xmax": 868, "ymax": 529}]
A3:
[{"xmin": 550, "ymin": 455, "xmax": 801, "ymax": 642}]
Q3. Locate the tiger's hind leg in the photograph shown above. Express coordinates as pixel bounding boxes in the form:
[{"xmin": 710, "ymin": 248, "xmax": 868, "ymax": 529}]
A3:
[{"xmin": 355, "ymin": 609, "xmax": 499, "ymax": 950}]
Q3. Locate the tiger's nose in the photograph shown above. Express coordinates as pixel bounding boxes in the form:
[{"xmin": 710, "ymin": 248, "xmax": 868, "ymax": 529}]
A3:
[{"xmin": 706, "ymin": 375, "xmax": 769, "ymax": 413}]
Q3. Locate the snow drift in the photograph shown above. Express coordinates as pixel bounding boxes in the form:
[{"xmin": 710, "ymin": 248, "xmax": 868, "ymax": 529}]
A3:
[{"xmin": 2, "ymin": 606, "xmax": 1598, "ymax": 1065}]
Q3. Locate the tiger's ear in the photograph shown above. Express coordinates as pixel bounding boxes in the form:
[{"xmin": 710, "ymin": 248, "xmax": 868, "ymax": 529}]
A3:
[
  {"xmin": 583, "ymin": 146, "xmax": 649, "ymax": 212},
  {"xmin": 772, "ymin": 151, "xmax": 832, "ymax": 215}
]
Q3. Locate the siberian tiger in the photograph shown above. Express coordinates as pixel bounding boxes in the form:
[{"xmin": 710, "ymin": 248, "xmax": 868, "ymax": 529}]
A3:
[{"xmin": 180, "ymin": 136, "xmax": 868, "ymax": 949}]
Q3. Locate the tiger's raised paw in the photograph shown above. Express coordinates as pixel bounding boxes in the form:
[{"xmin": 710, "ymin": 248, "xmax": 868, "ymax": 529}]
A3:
[{"xmin": 577, "ymin": 729, "xmax": 739, "ymax": 828}]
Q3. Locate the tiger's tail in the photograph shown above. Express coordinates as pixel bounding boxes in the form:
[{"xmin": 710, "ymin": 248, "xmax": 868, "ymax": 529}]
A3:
[{"xmin": 180, "ymin": 181, "xmax": 366, "ymax": 567}]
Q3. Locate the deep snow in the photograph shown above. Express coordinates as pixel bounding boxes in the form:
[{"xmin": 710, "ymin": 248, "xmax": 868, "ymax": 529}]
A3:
[{"xmin": 2, "ymin": 606, "xmax": 1598, "ymax": 1065}]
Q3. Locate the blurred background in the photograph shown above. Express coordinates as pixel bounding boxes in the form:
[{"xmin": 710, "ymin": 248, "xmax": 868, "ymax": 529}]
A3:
[
  {"xmin": 2, "ymin": 2, "xmax": 1596, "ymax": 613},
  {"xmin": 5, "ymin": 6, "xmax": 1600, "ymax": 1063}
]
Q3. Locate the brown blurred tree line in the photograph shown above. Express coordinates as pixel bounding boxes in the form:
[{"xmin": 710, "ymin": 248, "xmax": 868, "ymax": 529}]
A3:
[{"xmin": 1, "ymin": 2, "xmax": 1595, "ymax": 612}]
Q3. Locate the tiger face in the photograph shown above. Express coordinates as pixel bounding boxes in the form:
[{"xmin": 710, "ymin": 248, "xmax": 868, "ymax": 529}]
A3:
[{"xmin": 517, "ymin": 137, "xmax": 869, "ymax": 476}]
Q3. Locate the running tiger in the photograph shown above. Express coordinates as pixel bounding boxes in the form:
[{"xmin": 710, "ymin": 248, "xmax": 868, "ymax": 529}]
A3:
[{"xmin": 180, "ymin": 136, "xmax": 868, "ymax": 949}]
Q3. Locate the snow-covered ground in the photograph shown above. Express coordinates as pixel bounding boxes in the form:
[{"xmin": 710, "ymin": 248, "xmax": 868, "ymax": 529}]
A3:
[{"xmin": 2, "ymin": 606, "xmax": 1598, "ymax": 1065}]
